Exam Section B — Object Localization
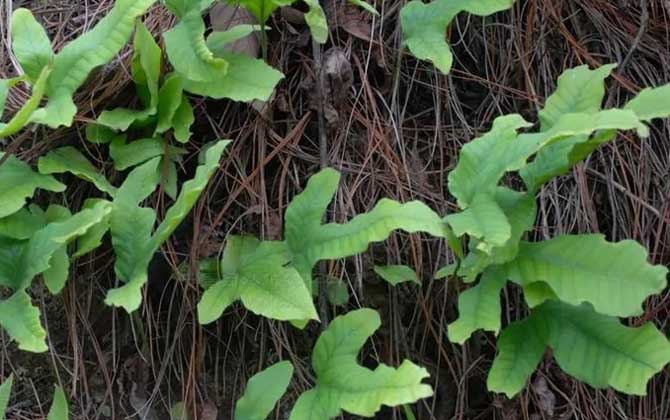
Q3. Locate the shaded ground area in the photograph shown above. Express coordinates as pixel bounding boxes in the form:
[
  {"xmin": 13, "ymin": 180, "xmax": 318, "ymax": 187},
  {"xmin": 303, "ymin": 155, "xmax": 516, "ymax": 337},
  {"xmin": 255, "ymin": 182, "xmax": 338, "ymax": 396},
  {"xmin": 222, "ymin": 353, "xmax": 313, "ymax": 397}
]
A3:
[{"xmin": 1, "ymin": 0, "xmax": 669, "ymax": 418}]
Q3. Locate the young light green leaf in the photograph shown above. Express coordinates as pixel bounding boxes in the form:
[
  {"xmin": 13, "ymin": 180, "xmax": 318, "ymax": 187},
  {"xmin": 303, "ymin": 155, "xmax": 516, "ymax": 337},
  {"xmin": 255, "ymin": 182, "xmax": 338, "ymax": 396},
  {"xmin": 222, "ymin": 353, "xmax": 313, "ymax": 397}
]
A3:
[
  {"xmin": 47, "ymin": 386, "xmax": 69, "ymax": 420},
  {"xmin": 30, "ymin": 0, "xmax": 158, "ymax": 128},
  {"xmin": 172, "ymin": 95, "xmax": 195, "ymax": 143},
  {"xmin": 0, "ymin": 291, "xmax": 48, "ymax": 352},
  {"xmin": 286, "ymin": 169, "xmax": 449, "ymax": 293},
  {"xmin": 11, "ymin": 9, "xmax": 54, "ymax": 82},
  {"xmin": 373, "ymin": 265, "xmax": 419, "ymax": 286},
  {"xmin": 0, "ymin": 154, "xmax": 65, "ymax": 219},
  {"xmin": 198, "ymin": 237, "xmax": 317, "ymax": 324},
  {"xmin": 0, "ymin": 375, "xmax": 13, "ymax": 419},
  {"xmin": 290, "ymin": 309, "xmax": 433, "ymax": 419},
  {"xmin": 303, "ymin": 0, "xmax": 329, "ymax": 43},
  {"xmin": 489, "ymin": 301, "xmax": 670, "ymax": 397},
  {"xmin": 183, "ymin": 53, "xmax": 284, "ymax": 102},
  {"xmin": 349, "ymin": 0, "xmax": 379, "ymax": 15},
  {"xmin": 109, "ymin": 137, "xmax": 167, "ymax": 171},
  {"xmin": 164, "ymin": 11, "xmax": 229, "ymax": 82},
  {"xmin": 401, "ymin": 0, "xmax": 516, "ymax": 74},
  {"xmin": 505, "ymin": 234, "xmax": 668, "ymax": 318},
  {"xmin": 156, "ymin": 74, "xmax": 185, "ymax": 135},
  {"xmin": 235, "ymin": 361, "xmax": 294, "ymax": 420},
  {"xmin": 625, "ymin": 84, "xmax": 670, "ymax": 122},
  {"xmin": 74, "ymin": 199, "xmax": 112, "ymax": 257},
  {"xmin": 0, "ymin": 67, "xmax": 51, "ymax": 138},
  {"xmin": 38, "ymin": 147, "xmax": 117, "ymax": 196},
  {"xmin": 448, "ymin": 267, "xmax": 506, "ymax": 344},
  {"xmin": 131, "ymin": 20, "xmax": 162, "ymax": 111},
  {"xmin": 107, "ymin": 141, "xmax": 230, "ymax": 312}
]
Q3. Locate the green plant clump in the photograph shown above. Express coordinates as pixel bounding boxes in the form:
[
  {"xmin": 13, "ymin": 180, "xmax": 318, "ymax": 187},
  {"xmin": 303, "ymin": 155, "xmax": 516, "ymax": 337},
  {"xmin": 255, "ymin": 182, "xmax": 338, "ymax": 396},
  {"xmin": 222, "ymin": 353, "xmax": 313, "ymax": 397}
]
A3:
[{"xmin": 0, "ymin": 0, "xmax": 669, "ymax": 418}]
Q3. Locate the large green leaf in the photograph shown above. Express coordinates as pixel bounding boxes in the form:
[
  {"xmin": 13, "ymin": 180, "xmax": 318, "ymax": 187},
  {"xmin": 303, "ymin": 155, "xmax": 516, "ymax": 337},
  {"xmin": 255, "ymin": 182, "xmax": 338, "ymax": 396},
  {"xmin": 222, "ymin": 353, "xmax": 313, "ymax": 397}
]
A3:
[
  {"xmin": 183, "ymin": 53, "xmax": 284, "ymax": 102},
  {"xmin": 446, "ymin": 193, "xmax": 511, "ymax": 254},
  {"xmin": 0, "ymin": 375, "xmax": 12, "ymax": 419},
  {"xmin": 106, "ymin": 141, "xmax": 230, "ymax": 312},
  {"xmin": 198, "ymin": 237, "xmax": 317, "ymax": 324},
  {"xmin": 290, "ymin": 309, "xmax": 433, "ymax": 419},
  {"xmin": 47, "ymin": 386, "xmax": 69, "ymax": 420},
  {"xmin": 0, "ymin": 207, "xmax": 44, "ymax": 240},
  {"xmin": 0, "ymin": 67, "xmax": 51, "ymax": 138},
  {"xmin": 488, "ymin": 301, "xmax": 670, "ymax": 397},
  {"xmin": 38, "ymin": 147, "xmax": 117, "ymax": 196},
  {"xmin": 285, "ymin": 168, "xmax": 449, "ymax": 294},
  {"xmin": 506, "ymin": 234, "xmax": 668, "ymax": 317},
  {"xmin": 448, "ymin": 267, "xmax": 506, "ymax": 344},
  {"xmin": 30, "ymin": 0, "xmax": 157, "ymax": 128},
  {"xmin": 235, "ymin": 361, "xmax": 294, "ymax": 420},
  {"xmin": 625, "ymin": 84, "xmax": 670, "ymax": 122},
  {"xmin": 0, "ymin": 291, "xmax": 48, "ymax": 352},
  {"xmin": 164, "ymin": 10, "xmax": 229, "ymax": 82},
  {"xmin": 11, "ymin": 9, "xmax": 54, "ymax": 82},
  {"xmin": 400, "ymin": 0, "xmax": 516, "ymax": 74},
  {"xmin": 0, "ymin": 154, "xmax": 65, "ymax": 219}
]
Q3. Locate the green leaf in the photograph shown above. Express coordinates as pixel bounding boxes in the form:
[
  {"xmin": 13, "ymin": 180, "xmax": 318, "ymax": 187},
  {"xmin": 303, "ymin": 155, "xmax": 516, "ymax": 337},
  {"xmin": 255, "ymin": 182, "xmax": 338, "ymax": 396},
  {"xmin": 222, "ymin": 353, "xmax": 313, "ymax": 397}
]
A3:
[
  {"xmin": 47, "ymin": 386, "xmax": 69, "ymax": 420},
  {"xmin": 172, "ymin": 95, "xmax": 195, "ymax": 143},
  {"xmin": 109, "ymin": 137, "xmax": 167, "ymax": 171},
  {"xmin": 183, "ymin": 53, "xmax": 284, "ymax": 102},
  {"xmin": 164, "ymin": 11, "xmax": 229, "ymax": 82},
  {"xmin": 505, "ymin": 234, "xmax": 669, "ymax": 317},
  {"xmin": 489, "ymin": 301, "xmax": 670, "ymax": 397},
  {"xmin": 373, "ymin": 265, "xmax": 419, "ymax": 285},
  {"xmin": 538, "ymin": 64, "xmax": 616, "ymax": 130},
  {"xmin": 96, "ymin": 103, "xmax": 156, "ymax": 132},
  {"xmin": 0, "ymin": 375, "xmax": 13, "ymax": 420},
  {"xmin": 30, "ymin": 0, "xmax": 158, "ymax": 128},
  {"xmin": 74, "ymin": 199, "xmax": 112, "ymax": 257},
  {"xmin": 326, "ymin": 278, "xmax": 350, "ymax": 306},
  {"xmin": 131, "ymin": 20, "xmax": 162, "ymax": 110},
  {"xmin": 85, "ymin": 124, "xmax": 117, "ymax": 144},
  {"xmin": 38, "ymin": 147, "xmax": 117, "ymax": 197},
  {"xmin": 303, "ymin": 0, "xmax": 329, "ymax": 43},
  {"xmin": 166, "ymin": 0, "xmax": 215, "ymax": 18},
  {"xmin": 198, "ymin": 237, "xmax": 317, "ymax": 324},
  {"xmin": 0, "ymin": 154, "xmax": 65, "ymax": 219},
  {"xmin": 107, "ymin": 141, "xmax": 230, "ymax": 313},
  {"xmin": 446, "ymin": 193, "xmax": 511, "ymax": 254},
  {"xmin": 290, "ymin": 309, "xmax": 433, "ymax": 419},
  {"xmin": 625, "ymin": 84, "xmax": 670, "ymax": 122},
  {"xmin": 206, "ymin": 25, "xmax": 265, "ymax": 56},
  {"xmin": 349, "ymin": 0, "xmax": 379, "ymax": 15},
  {"xmin": 230, "ymin": 0, "xmax": 294, "ymax": 24},
  {"xmin": 0, "ymin": 207, "xmax": 44, "ymax": 240},
  {"xmin": 156, "ymin": 74, "xmax": 185, "ymax": 134},
  {"xmin": 400, "ymin": 0, "xmax": 516, "ymax": 74},
  {"xmin": 41, "ymin": 205, "xmax": 73, "ymax": 295},
  {"xmin": 11, "ymin": 9, "xmax": 54, "ymax": 82},
  {"xmin": 448, "ymin": 267, "xmax": 506, "ymax": 344},
  {"xmin": 0, "ymin": 291, "xmax": 48, "ymax": 352},
  {"xmin": 0, "ymin": 67, "xmax": 51, "ymax": 138},
  {"xmin": 235, "ymin": 361, "xmax": 294, "ymax": 420}
]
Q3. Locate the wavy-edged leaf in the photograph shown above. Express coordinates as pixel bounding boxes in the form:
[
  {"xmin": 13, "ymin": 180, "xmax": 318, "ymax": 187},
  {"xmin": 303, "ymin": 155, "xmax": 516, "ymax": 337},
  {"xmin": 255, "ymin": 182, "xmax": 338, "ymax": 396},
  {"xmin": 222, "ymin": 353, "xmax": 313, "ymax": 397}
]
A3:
[
  {"xmin": 11, "ymin": 9, "xmax": 54, "ymax": 82},
  {"xmin": 165, "ymin": 11, "xmax": 229, "ymax": 82},
  {"xmin": 286, "ymin": 169, "xmax": 449, "ymax": 294},
  {"xmin": 183, "ymin": 53, "xmax": 283, "ymax": 102},
  {"xmin": 373, "ymin": 265, "xmax": 419, "ymax": 285},
  {"xmin": 0, "ymin": 375, "xmax": 13, "ymax": 419},
  {"xmin": 47, "ymin": 386, "xmax": 69, "ymax": 420},
  {"xmin": 30, "ymin": 0, "xmax": 158, "ymax": 128},
  {"xmin": 446, "ymin": 193, "xmax": 511, "ymax": 254},
  {"xmin": 0, "ymin": 67, "xmax": 50, "ymax": 138},
  {"xmin": 75, "ymin": 199, "xmax": 112, "ymax": 257},
  {"xmin": 400, "ymin": 0, "xmax": 516, "ymax": 74},
  {"xmin": 235, "ymin": 361, "xmax": 294, "ymax": 420},
  {"xmin": 0, "ymin": 291, "xmax": 48, "ymax": 352},
  {"xmin": 107, "ymin": 141, "xmax": 230, "ymax": 312},
  {"xmin": 625, "ymin": 84, "xmax": 670, "ymax": 122},
  {"xmin": 506, "ymin": 234, "xmax": 668, "ymax": 317},
  {"xmin": 38, "ymin": 147, "xmax": 117, "ymax": 196},
  {"xmin": 198, "ymin": 237, "xmax": 317, "ymax": 324},
  {"xmin": 290, "ymin": 309, "xmax": 432, "ymax": 419},
  {"xmin": 489, "ymin": 301, "xmax": 670, "ymax": 397},
  {"xmin": 0, "ymin": 154, "xmax": 65, "ymax": 219},
  {"xmin": 0, "ymin": 207, "xmax": 43, "ymax": 240},
  {"xmin": 448, "ymin": 267, "xmax": 506, "ymax": 344}
]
